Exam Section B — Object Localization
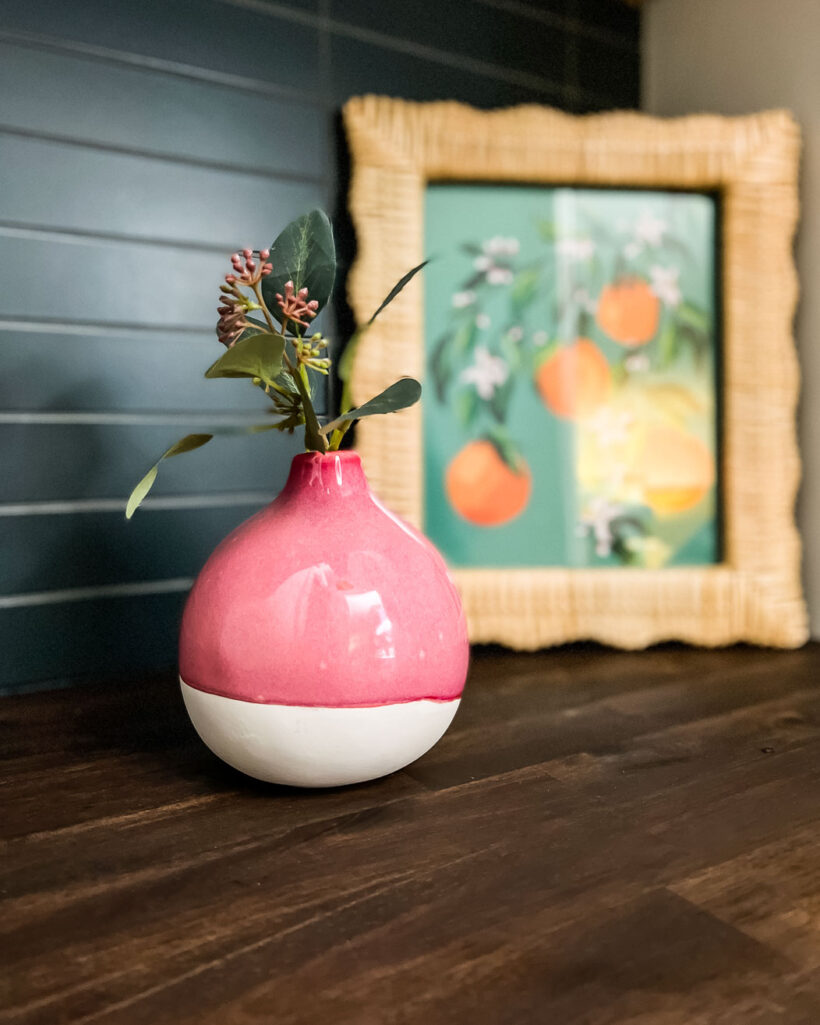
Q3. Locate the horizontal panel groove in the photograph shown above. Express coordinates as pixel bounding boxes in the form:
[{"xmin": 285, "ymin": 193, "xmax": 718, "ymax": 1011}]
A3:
[
  {"xmin": 0, "ymin": 578, "xmax": 194, "ymax": 609},
  {"xmin": 0, "ymin": 317, "xmax": 208, "ymax": 336},
  {"xmin": 0, "ymin": 411, "xmax": 289, "ymax": 426},
  {"xmin": 224, "ymin": 0, "xmax": 569, "ymax": 98},
  {"xmin": 0, "ymin": 222, "xmax": 237, "ymax": 257},
  {"xmin": 0, "ymin": 28, "xmax": 328, "ymax": 107},
  {"xmin": 0, "ymin": 492, "xmax": 275, "ymax": 517},
  {"xmin": 0, "ymin": 124, "xmax": 328, "ymax": 186},
  {"xmin": 474, "ymin": 0, "xmax": 640, "ymax": 50}
]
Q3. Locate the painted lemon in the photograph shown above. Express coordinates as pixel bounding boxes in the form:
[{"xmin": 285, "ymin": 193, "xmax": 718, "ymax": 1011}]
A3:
[{"xmin": 635, "ymin": 424, "xmax": 716, "ymax": 515}]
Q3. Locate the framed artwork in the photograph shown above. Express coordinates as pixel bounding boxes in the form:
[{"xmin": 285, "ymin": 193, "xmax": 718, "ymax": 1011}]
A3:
[{"xmin": 343, "ymin": 97, "xmax": 807, "ymax": 649}]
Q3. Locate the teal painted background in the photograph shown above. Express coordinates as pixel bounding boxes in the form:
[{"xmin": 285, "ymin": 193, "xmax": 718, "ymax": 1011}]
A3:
[{"xmin": 423, "ymin": 184, "xmax": 719, "ymax": 569}]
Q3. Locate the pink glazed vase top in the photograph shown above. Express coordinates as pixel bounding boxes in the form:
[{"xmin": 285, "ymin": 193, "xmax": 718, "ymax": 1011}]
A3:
[{"xmin": 179, "ymin": 451, "xmax": 469, "ymax": 787}]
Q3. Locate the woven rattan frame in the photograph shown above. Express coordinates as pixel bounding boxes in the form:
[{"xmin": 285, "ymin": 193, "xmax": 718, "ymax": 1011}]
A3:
[{"xmin": 343, "ymin": 96, "xmax": 807, "ymax": 649}]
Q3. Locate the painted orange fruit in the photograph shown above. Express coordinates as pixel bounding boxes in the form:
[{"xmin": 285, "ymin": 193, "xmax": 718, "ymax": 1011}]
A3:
[
  {"xmin": 445, "ymin": 440, "xmax": 531, "ymax": 527},
  {"xmin": 596, "ymin": 278, "xmax": 660, "ymax": 346},
  {"xmin": 635, "ymin": 424, "xmax": 716, "ymax": 515},
  {"xmin": 535, "ymin": 338, "xmax": 611, "ymax": 420}
]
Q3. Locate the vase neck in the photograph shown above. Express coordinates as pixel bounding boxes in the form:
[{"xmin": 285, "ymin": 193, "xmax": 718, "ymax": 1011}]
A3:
[{"xmin": 280, "ymin": 451, "xmax": 370, "ymax": 500}]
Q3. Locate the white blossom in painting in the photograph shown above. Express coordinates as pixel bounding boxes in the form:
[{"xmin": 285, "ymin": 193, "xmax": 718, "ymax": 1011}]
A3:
[
  {"xmin": 486, "ymin": 267, "xmax": 514, "ymax": 285},
  {"xmin": 556, "ymin": 237, "xmax": 596, "ymax": 261},
  {"xmin": 649, "ymin": 265, "xmax": 682, "ymax": 308},
  {"xmin": 577, "ymin": 496, "xmax": 625, "ymax": 558},
  {"xmin": 625, "ymin": 352, "xmax": 651, "ymax": 374},
  {"xmin": 459, "ymin": 345, "xmax": 509, "ymax": 400},
  {"xmin": 634, "ymin": 209, "xmax": 667, "ymax": 246},
  {"xmin": 483, "ymin": 236, "xmax": 520, "ymax": 256},
  {"xmin": 623, "ymin": 240, "xmax": 643, "ymax": 261},
  {"xmin": 452, "ymin": 290, "xmax": 477, "ymax": 308},
  {"xmin": 587, "ymin": 407, "xmax": 634, "ymax": 448}
]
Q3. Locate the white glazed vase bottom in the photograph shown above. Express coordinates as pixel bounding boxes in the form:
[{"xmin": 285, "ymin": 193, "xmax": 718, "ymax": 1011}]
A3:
[{"xmin": 180, "ymin": 679, "xmax": 461, "ymax": 787}]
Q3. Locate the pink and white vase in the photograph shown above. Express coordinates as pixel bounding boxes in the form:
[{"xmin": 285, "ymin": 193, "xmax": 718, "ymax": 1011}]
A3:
[{"xmin": 179, "ymin": 451, "xmax": 469, "ymax": 787}]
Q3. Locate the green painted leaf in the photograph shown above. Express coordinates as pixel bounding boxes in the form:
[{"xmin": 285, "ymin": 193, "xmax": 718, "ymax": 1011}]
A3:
[
  {"xmin": 429, "ymin": 334, "xmax": 452, "ymax": 403},
  {"xmin": 510, "ymin": 267, "xmax": 539, "ymax": 312},
  {"xmin": 484, "ymin": 426, "xmax": 525, "ymax": 475},
  {"xmin": 204, "ymin": 332, "xmax": 285, "ymax": 387},
  {"xmin": 125, "ymin": 433, "xmax": 213, "ymax": 519},
  {"xmin": 261, "ymin": 209, "xmax": 336, "ymax": 323},
  {"xmin": 455, "ymin": 387, "xmax": 479, "ymax": 428},
  {"xmin": 367, "ymin": 260, "xmax": 428, "ymax": 326},
  {"xmin": 326, "ymin": 378, "xmax": 421, "ymax": 429},
  {"xmin": 657, "ymin": 316, "xmax": 678, "ymax": 368},
  {"xmin": 676, "ymin": 301, "xmax": 710, "ymax": 336},
  {"xmin": 489, "ymin": 377, "xmax": 514, "ymax": 424}
]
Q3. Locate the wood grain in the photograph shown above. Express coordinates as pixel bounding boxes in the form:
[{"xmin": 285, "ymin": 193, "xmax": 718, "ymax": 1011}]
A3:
[{"xmin": 3, "ymin": 644, "xmax": 820, "ymax": 1023}]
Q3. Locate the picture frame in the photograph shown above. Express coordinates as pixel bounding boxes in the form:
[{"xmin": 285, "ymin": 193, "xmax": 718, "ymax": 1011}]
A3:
[{"xmin": 343, "ymin": 96, "xmax": 807, "ymax": 649}]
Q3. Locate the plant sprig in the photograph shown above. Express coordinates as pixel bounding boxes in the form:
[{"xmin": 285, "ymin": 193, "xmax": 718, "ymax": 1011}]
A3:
[{"xmin": 126, "ymin": 209, "xmax": 425, "ymax": 518}]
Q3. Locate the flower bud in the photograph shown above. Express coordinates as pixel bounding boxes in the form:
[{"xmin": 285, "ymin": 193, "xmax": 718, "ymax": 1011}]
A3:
[{"xmin": 242, "ymin": 248, "xmax": 253, "ymax": 258}]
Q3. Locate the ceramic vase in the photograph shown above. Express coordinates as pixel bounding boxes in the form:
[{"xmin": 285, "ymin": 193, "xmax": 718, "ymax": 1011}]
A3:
[{"xmin": 179, "ymin": 450, "xmax": 469, "ymax": 787}]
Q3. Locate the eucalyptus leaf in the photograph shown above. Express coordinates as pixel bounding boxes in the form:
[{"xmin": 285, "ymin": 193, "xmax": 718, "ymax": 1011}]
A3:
[
  {"xmin": 125, "ymin": 422, "xmax": 292, "ymax": 519},
  {"xmin": 125, "ymin": 433, "xmax": 213, "ymax": 519},
  {"xmin": 367, "ymin": 260, "xmax": 428, "ymax": 326},
  {"xmin": 205, "ymin": 332, "xmax": 285, "ymax": 387},
  {"xmin": 322, "ymin": 378, "xmax": 421, "ymax": 434},
  {"xmin": 335, "ymin": 261, "xmax": 428, "ymax": 414},
  {"xmin": 233, "ymin": 315, "xmax": 269, "ymax": 344},
  {"xmin": 261, "ymin": 209, "xmax": 336, "ymax": 323}
]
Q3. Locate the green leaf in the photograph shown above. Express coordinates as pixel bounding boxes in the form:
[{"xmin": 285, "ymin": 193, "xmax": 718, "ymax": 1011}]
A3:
[
  {"xmin": 291, "ymin": 369, "xmax": 326, "ymax": 452},
  {"xmin": 455, "ymin": 387, "xmax": 479, "ymax": 428},
  {"xmin": 335, "ymin": 261, "xmax": 429, "ymax": 414},
  {"xmin": 676, "ymin": 301, "xmax": 710, "ymax": 336},
  {"xmin": 510, "ymin": 267, "xmax": 539, "ymax": 313},
  {"xmin": 324, "ymin": 378, "xmax": 421, "ymax": 432},
  {"xmin": 125, "ymin": 433, "xmax": 213, "ymax": 519},
  {"xmin": 233, "ymin": 315, "xmax": 268, "ymax": 345},
  {"xmin": 261, "ymin": 209, "xmax": 336, "ymax": 323},
  {"xmin": 657, "ymin": 316, "xmax": 678, "ymax": 369},
  {"xmin": 484, "ymin": 426, "xmax": 525, "ymax": 475},
  {"xmin": 367, "ymin": 260, "xmax": 428, "ymax": 326},
  {"xmin": 205, "ymin": 332, "xmax": 285, "ymax": 388},
  {"xmin": 429, "ymin": 334, "xmax": 452, "ymax": 403},
  {"xmin": 489, "ymin": 376, "xmax": 514, "ymax": 424}
]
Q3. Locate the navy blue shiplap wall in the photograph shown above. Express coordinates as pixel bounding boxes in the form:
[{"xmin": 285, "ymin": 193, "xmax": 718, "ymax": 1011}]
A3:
[{"xmin": 0, "ymin": 0, "xmax": 640, "ymax": 692}]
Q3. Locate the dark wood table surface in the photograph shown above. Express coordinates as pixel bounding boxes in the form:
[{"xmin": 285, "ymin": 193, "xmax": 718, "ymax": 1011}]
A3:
[{"xmin": 4, "ymin": 643, "xmax": 820, "ymax": 1024}]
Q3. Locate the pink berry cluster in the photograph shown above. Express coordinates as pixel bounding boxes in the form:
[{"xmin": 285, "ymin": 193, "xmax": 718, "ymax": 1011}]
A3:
[
  {"xmin": 276, "ymin": 281, "xmax": 319, "ymax": 328},
  {"xmin": 216, "ymin": 248, "xmax": 274, "ymax": 347},
  {"xmin": 225, "ymin": 248, "xmax": 272, "ymax": 288}
]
